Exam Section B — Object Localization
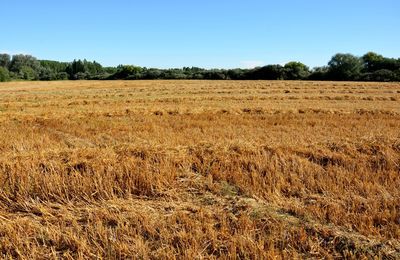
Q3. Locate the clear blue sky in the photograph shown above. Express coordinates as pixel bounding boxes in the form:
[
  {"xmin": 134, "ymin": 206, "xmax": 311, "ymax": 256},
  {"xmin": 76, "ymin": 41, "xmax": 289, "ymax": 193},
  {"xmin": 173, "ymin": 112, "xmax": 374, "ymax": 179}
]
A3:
[{"xmin": 1, "ymin": 0, "xmax": 399, "ymax": 69}]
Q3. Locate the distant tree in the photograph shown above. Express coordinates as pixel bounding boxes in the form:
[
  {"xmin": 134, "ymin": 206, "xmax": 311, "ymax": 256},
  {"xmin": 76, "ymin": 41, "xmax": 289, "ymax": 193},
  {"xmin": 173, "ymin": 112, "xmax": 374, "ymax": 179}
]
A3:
[
  {"xmin": 56, "ymin": 72, "xmax": 69, "ymax": 80},
  {"xmin": 284, "ymin": 61, "xmax": 310, "ymax": 80},
  {"xmin": 0, "ymin": 54, "xmax": 11, "ymax": 68},
  {"xmin": 162, "ymin": 69, "xmax": 187, "ymax": 79},
  {"xmin": 66, "ymin": 59, "xmax": 85, "ymax": 76},
  {"xmin": 328, "ymin": 53, "xmax": 363, "ymax": 80},
  {"xmin": 203, "ymin": 69, "xmax": 227, "ymax": 80},
  {"xmin": 83, "ymin": 60, "xmax": 103, "ymax": 75},
  {"xmin": 248, "ymin": 65, "xmax": 284, "ymax": 80},
  {"xmin": 192, "ymin": 73, "xmax": 204, "ymax": 79},
  {"xmin": 308, "ymin": 66, "xmax": 329, "ymax": 80},
  {"xmin": 38, "ymin": 67, "xmax": 52, "ymax": 81},
  {"xmin": 9, "ymin": 54, "xmax": 40, "ymax": 73},
  {"xmin": 227, "ymin": 69, "xmax": 246, "ymax": 80},
  {"xmin": 103, "ymin": 67, "xmax": 118, "ymax": 74},
  {"xmin": 110, "ymin": 65, "xmax": 143, "ymax": 79},
  {"xmin": 362, "ymin": 69, "xmax": 397, "ymax": 82},
  {"xmin": 380, "ymin": 58, "xmax": 400, "ymax": 71},
  {"xmin": 143, "ymin": 68, "xmax": 163, "ymax": 79},
  {"xmin": 38, "ymin": 67, "xmax": 57, "ymax": 80},
  {"xmin": 19, "ymin": 66, "xmax": 37, "ymax": 80},
  {"xmin": 0, "ymin": 67, "xmax": 10, "ymax": 82},
  {"xmin": 74, "ymin": 72, "xmax": 89, "ymax": 80},
  {"xmin": 40, "ymin": 60, "xmax": 69, "ymax": 73},
  {"xmin": 362, "ymin": 52, "xmax": 384, "ymax": 72},
  {"xmin": 66, "ymin": 59, "xmax": 104, "ymax": 79},
  {"xmin": 0, "ymin": 51, "xmax": 399, "ymax": 82}
]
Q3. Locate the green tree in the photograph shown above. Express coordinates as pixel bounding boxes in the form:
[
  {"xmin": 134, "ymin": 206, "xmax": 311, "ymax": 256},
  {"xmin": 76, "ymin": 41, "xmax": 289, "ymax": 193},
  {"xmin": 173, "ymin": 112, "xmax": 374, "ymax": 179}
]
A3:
[
  {"xmin": 0, "ymin": 54, "xmax": 11, "ymax": 68},
  {"xmin": 362, "ymin": 69, "xmax": 397, "ymax": 82},
  {"xmin": 38, "ymin": 67, "xmax": 57, "ymax": 80},
  {"xmin": 19, "ymin": 66, "xmax": 37, "ymax": 80},
  {"xmin": 9, "ymin": 54, "xmax": 40, "ymax": 73},
  {"xmin": 309, "ymin": 66, "xmax": 329, "ymax": 80},
  {"xmin": 40, "ymin": 60, "xmax": 69, "ymax": 73},
  {"xmin": 362, "ymin": 52, "xmax": 384, "ymax": 72},
  {"xmin": 248, "ymin": 65, "xmax": 284, "ymax": 80},
  {"xmin": 328, "ymin": 53, "xmax": 363, "ymax": 80},
  {"xmin": 143, "ymin": 68, "xmax": 163, "ymax": 79},
  {"xmin": 66, "ymin": 60, "xmax": 86, "ymax": 79},
  {"xmin": 84, "ymin": 60, "xmax": 103, "ymax": 75},
  {"xmin": 284, "ymin": 61, "xmax": 310, "ymax": 80},
  {"xmin": 227, "ymin": 69, "xmax": 246, "ymax": 80},
  {"xmin": 0, "ymin": 67, "xmax": 10, "ymax": 82},
  {"xmin": 75, "ymin": 72, "xmax": 89, "ymax": 80},
  {"xmin": 112, "ymin": 65, "xmax": 143, "ymax": 79},
  {"xmin": 56, "ymin": 72, "xmax": 69, "ymax": 80}
]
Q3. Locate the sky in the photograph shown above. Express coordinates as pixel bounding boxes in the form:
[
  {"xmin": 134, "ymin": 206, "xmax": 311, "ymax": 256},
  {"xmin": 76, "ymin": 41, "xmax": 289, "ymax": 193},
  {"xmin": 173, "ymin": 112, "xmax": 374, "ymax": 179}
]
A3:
[{"xmin": 1, "ymin": 0, "xmax": 399, "ymax": 69}]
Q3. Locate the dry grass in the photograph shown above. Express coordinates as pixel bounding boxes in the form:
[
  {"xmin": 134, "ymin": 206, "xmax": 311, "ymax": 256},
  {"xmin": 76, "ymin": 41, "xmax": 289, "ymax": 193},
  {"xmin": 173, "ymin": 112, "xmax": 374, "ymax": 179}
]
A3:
[{"xmin": 0, "ymin": 80, "xmax": 399, "ymax": 259}]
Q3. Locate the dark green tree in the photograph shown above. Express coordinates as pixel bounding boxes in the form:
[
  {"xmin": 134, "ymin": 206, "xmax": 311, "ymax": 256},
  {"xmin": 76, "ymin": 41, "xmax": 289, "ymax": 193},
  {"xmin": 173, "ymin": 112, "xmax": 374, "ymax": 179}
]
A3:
[
  {"xmin": 143, "ymin": 68, "xmax": 163, "ymax": 79},
  {"xmin": 56, "ymin": 72, "xmax": 69, "ymax": 80},
  {"xmin": 38, "ymin": 67, "xmax": 56, "ymax": 80},
  {"xmin": 328, "ymin": 53, "xmax": 363, "ymax": 80},
  {"xmin": 284, "ymin": 61, "xmax": 310, "ymax": 80},
  {"xmin": 308, "ymin": 66, "xmax": 329, "ymax": 80},
  {"xmin": 362, "ymin": 52, "xmax": 384, "ymax": 72},
  {"xmin": 362, "ymin": 69, "xmax": 397, "ymax": 82},
  {"xmin": 0, "ymin": 54, "xmax": 11, "ymax": 68},
  {"xmin": 203, "ymin": 69, "xmax": 226, "ymax": 80},
  {"xmin": 111, "ymin": 65, "xmax": 143, "ymax": 79},
  {"xmin": 18, "ymin": 66, "xmax": 37, "ymax": 80},
  {"xmin": 9, "ymin": 54, "xmax": 40, "ymax": 73},
  {"xmin": 248, "ymin": 65, "xmax": 284, "ymax": 80},
  {"xmin": 40, "ymin": 60, "xmax": 69, "ymax": 73},
  {"xmin": 227, "ymin": 69, "xmax": 246, "ymax": 80},
  {"xmin": 0, "ymin": 67, "xmax": 10, "ymax": 82}
]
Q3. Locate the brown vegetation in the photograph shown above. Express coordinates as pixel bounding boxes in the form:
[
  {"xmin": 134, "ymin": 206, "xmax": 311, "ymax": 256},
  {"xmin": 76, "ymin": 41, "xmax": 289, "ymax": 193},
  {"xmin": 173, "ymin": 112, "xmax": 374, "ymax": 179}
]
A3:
[{"xmin": 0, "ymin": 80, "xmax": 399, "ymax": 259}]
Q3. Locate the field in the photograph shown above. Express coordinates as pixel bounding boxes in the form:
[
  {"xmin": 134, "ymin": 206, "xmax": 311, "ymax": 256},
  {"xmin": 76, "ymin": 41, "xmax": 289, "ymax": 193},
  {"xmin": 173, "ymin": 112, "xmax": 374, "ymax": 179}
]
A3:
[{"xmin": 0, "ymin": 80, "xmax": 399, "ymax": 259}]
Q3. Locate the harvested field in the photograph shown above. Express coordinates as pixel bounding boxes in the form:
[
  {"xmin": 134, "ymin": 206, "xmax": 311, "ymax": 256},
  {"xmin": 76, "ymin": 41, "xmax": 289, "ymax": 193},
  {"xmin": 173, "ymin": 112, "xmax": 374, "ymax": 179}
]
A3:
[{"xmin": 0, "ymin": 80, "xmax": 399, "ymax": 259}]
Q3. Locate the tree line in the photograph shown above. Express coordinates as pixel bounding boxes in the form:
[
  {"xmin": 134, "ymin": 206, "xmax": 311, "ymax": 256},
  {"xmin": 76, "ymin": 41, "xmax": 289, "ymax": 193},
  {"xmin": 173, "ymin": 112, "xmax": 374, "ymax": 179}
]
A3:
[{"xmin": 0, "ymin": 52, "xmax": 399, "ymax": 82}]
